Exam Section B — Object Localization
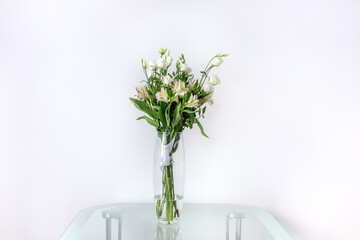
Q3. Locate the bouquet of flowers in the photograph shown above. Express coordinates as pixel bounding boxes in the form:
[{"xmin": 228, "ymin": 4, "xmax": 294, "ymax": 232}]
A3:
[{"xmin": 130, "ymin": 47, "xmax": 228, "ymax": 223}]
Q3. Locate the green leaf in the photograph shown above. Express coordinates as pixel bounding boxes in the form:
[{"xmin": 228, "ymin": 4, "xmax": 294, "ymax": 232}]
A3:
[
  {"xmin": 182, "ymin": 109, "xmax": 198, "ymax": 114},
  {"xmin": 202, "ymin": 106, "xmax": 207, "ymax": 115},
  {"xmin": 195, "ymin": 118, "xmax": 209, "ymax": 138},
  {"xmin": 165, "ymin": 104, "xmax": 171, "ymax": 126},
  {"xmin": 136, "ymin": 116, "xmax": 159, "ymax": 128},
  {"xmin": 130, "ymin": 98, "xmax": 157, "ymax": 119},
  {"xmin": 172, "ymin": 104, "xmax": 181, "ymax": 128},
  {"xmin": 159, "ymin": 102, "xmax": 167, "ymax": 128}
]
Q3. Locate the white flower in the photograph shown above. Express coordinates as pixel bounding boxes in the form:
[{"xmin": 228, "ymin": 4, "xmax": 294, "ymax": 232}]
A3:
[
  {"xmin": 186, "ymin": 94, "xmax": 199, "ymax": 108},
  {"xmin": 211, "ymin": 57, "xmax": 224, "ymax": 67},
  {"xmin": 156, "ymin": 88, "xmax": 169, "ymax": 103},
  {"xmin": 209, "ymin": 74, "xmax": 221, "ymax": 86},
  {"xmin": 188, "ymin": 78, "xmax": 195, "ymax": 87},
  {"xmin": 203, "ymin": 92, "xmax": 214, "ymax": 105},
  {"xmin": 202, "ymin": 83, "xmax": 214, "ymax": 93},
  {"xmin": 136, "ymin": 85, "xmax": 149, "ymax": 101},
  {"xmin": 173, "ymin": 80, "xmax": 188, "ymax": 96},
  {"xmin": 147, "ymin": 68, "xmax": 155, "ymax": 77},
  {"xmin": 165, "ymin": 56, "xmax": 172, "ymax": 67},
  {"xmin": 157, "ymin": 58, "xmax": 167, "ymax": 69},
  {"xmin": 179, "ymin": 63, "xmax": 192, "ymax": 74},
  {"xmin": 148, "ymin": 60, "xmax": 156, "ymax": 69},
  {"xmin": 161, "ymin": 75, "xmax": 173, "ymax": 85}
]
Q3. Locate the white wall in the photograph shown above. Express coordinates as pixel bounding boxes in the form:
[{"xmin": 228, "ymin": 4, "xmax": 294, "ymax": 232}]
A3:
[{"xmin": 1, "ymin": 0, "xmax": 360, "ymax": 239}]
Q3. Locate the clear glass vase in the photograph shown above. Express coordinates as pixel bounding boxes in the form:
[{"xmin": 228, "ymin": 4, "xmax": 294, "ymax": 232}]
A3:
[{"xmin": 153, "ymin": 131, "xmax": 185, "ymax": 224}]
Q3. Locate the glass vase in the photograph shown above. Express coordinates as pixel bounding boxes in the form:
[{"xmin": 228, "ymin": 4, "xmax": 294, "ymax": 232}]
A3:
[{"xmin": 153, "ymin": 131, "xmax": 185, "ymax": 224}]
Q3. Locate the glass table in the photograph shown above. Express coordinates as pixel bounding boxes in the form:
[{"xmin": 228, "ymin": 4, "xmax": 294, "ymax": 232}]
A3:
[{"xmin": 60, "ymin": 203, "xmax": 292, "ymax": 240}]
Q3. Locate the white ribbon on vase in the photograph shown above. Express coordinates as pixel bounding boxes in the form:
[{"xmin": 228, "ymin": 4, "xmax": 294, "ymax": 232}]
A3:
[{"xmin": 159, "ymin": 139, "xmax": 175, "ymax": 171}]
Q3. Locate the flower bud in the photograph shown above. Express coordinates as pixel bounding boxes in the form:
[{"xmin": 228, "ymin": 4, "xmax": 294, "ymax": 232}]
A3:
[
  {"xmin": 210, "ymin": 57, "xmax": 224, "ymax": 67},
  {"xmin": 158, "ymin": 47, "xmax": 166, "ymax": 55},
  {"xmin": 141, "ymin": 58, "xmax": 147, "ymax": 69}
]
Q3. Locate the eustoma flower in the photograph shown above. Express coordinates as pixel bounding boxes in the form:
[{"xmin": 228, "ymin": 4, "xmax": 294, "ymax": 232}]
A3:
[
  {"xmin": 179, "ymin": 63, "xmax": 192, "ymax": 74},
  {"xmin": 209, "ymin": 74, "xmax": 221, "ymax": 85},
  {"xmin": 157, "ymin": 58, "xmax": 167, "ymax": 69},
  {"xmin": 161, "ymin": 75, "xmax": 173, "ymax": 85},
  {"xmin": 202, "ymin": 83, "xmax": 214, "ymax": 93},
  {"xmin": 147, "ymin": 60, "xmax": 156, "ymax": 77},
  {"xmin": 211, "ymin": 57, "xmax": 224, "ymax": 67}
]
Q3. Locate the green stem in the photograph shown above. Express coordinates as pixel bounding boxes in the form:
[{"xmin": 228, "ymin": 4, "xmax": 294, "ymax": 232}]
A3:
[{"xmin": 158, "ymin": 133, "xmax": 181, "ymax": 223}]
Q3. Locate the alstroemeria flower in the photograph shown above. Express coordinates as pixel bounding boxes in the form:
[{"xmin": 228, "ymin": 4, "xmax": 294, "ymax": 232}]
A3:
[
  {"xmin": 136, "ymin": 85, "xmax": 149, "ymax": 101},
  {"xmin": 203, "ymin": 92, "xmax": 214, "ymax": 105},
  {"xmin": 173, "ymin": 80, "xmax": 188, "ymax": 96},
  {"xmin": 156, "ymin": 88, "xmax": 169, "ymax": 103},
  {"xmin": 187, "ymin": 77, "xmax": 195, "ymax": 87},
  {"xmin": 185, "ymin": 94, "xmax": 199, "ymax": 108}
]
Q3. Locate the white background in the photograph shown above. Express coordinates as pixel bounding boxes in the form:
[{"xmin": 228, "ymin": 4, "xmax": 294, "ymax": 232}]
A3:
[{"xmin": 1, "ymin": 0, "xmax": 360, "ymax": 239}]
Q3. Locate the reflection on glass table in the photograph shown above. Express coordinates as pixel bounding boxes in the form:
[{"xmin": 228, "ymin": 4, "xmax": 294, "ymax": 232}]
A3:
[{"xmin": 60, "ymin": 203, "xmax": 292, "ymax": 240}]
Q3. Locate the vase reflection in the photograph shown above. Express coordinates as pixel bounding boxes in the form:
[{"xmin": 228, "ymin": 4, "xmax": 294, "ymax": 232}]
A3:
[
  {"xmin": 226, "ymin": 212, "xmax": 245, "ymax": 240},
  {"xmin": 155, "ymin": 222, "xmax": 182, "ymax": 240},
  {"xmin": 102, "ymin": 209, "xmax": 123, "ymax": 240}
]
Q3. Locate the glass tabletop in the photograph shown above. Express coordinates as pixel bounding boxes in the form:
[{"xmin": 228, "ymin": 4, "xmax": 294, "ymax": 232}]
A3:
[{"xmin": 60, "ymin": 203, "xmax": 292, "ymax": 240}]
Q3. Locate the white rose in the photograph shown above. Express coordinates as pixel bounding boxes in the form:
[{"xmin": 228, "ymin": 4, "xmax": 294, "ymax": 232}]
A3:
[
  {"xmin": 202, "ymin": 83, "xmax": 214, "ymax": 93},
  {"xmin": 211, "ymin": 57, "xmax": 224, "ymax": 67},
  {"xmin": 161, "ymin": 75, "xmax": 173, "ymax": 85},
  {"xmin": 157, "ymin": 58, "xmax": 167, "ymax": 69},
  {"xmin": 209, "ymin": 74, "xmax": 221, "ymax": 86},
  {"xmin": 179, "ymin": 63, "xmax": 192, "ymax": 74}
]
